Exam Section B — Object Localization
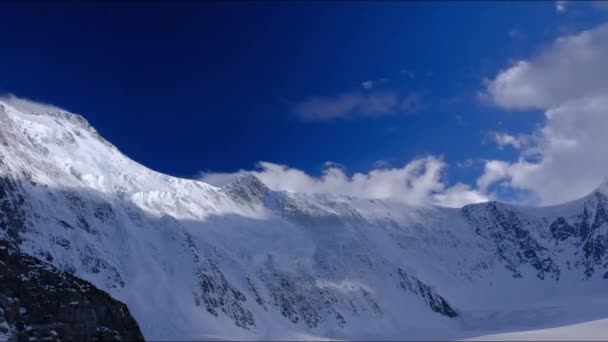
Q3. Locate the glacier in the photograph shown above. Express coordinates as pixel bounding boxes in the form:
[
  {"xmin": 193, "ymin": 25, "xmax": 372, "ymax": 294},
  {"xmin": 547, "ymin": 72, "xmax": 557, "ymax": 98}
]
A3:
[{"xmin": 0, "ymin": 96, "xmax": 608, "ymax": 340}]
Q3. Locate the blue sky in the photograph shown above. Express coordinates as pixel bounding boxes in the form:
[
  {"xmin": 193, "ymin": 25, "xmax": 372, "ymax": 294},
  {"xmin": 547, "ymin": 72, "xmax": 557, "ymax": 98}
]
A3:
[{"xmin": 3, "ymin": 1, "xmax": 608, "ymax": 206}]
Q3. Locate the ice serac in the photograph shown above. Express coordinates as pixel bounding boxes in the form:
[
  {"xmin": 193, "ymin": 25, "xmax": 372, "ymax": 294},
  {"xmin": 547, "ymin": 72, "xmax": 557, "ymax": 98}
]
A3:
[{"xmin": 1, "ymin": 96, "xmax": 608, "ymax": 340}]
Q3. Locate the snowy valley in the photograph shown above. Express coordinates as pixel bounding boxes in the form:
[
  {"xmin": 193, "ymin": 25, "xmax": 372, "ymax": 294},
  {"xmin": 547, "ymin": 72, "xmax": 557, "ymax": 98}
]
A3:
[{"xmin": 1, "ymin": 96, "xmax": 608, "ymax": 340}]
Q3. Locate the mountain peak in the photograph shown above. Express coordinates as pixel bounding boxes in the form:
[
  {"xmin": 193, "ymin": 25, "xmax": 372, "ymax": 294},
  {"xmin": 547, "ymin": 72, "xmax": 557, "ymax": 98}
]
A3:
[
  {"xmin": 221, "ymin": 173, "xmax": 270, "ymax": 204},
  {"xmin": 0, "ymin": 94, "xmax": 117, "ymax": 156},
  {"xmin": 0, "ymin": 94, "xmax": 96, "ymax": 134},
  {"xmin": 0, "ymin": 94, "xmax": 67, "ymax": 115}
]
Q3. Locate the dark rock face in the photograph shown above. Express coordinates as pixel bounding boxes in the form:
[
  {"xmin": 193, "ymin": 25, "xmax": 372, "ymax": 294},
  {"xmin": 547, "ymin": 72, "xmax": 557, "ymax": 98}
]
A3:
[
  {"xmin": 222, "ymin": 174, "xmax": 270, "ymax": 205},
  {"xmin": 264, "ymin": 274, "xmax": 322, "ymax": 328},
  {"xmin": 182, "ymin": 231, "xmax": 255, "ymax": 330},
  {"xmin": 0, "ymin": 177, "xmax": 27, "ymax": 243},
  {"xmin": 462, "ymin": 202, "xmax": 560, "ymax": 280},
  {"xmin": 193, "ymin": 258, "xmax": 255, "ymax": 330},
  {"xmin": 0, "ymin": 240, "xmax": 144, "ymax": 341},
  {"xmin": 396, "ymin": 268, "xmax": 458, "ymax": 318},
  {"xmin": 580, "ymin": 192, "xmax": 608, "ymax": 278},
  {"xmin": 460, "ymin": 192, "xmax": 608, "ymax": 280},
  {"xmin": 550, "ymin": 217, "xmax": 577, "ymax": 241},
  {"xmin": 254, "ymin": 270, "xmax": 384, "ymax": 330},
  {"xmin": 550, "ymin": 192, "xmax": 608, "ymax": 278}
]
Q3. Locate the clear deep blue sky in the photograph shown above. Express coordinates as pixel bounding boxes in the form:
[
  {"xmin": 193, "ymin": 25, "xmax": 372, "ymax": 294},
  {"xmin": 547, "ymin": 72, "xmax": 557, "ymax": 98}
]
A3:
[{"xmin": 1, "ymin": 1, "xmax": 604, "ymax": 185}]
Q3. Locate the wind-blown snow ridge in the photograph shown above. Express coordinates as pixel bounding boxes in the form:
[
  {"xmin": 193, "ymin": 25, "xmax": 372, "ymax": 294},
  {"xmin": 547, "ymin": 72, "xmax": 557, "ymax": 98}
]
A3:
[{"xmin": 1, "ymin": 97, "xmax": 608, "ymax": 340}]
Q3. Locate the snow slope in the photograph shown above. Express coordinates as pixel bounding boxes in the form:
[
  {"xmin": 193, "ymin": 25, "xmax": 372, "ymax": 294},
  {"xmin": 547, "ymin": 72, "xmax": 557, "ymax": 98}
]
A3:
[
  {"xmin": 466, "ymin": 318, "xmax": 608, "ymax": 341},
  {"xmin": 1, "ymin": 96, "xmax": 608, "ymax": 340}
]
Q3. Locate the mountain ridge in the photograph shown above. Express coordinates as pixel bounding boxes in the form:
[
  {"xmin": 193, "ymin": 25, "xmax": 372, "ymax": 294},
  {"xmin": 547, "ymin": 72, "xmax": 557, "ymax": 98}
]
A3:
[{"xmin": 1, "ymin": 97, "xmax": 608, "ymax": 340}]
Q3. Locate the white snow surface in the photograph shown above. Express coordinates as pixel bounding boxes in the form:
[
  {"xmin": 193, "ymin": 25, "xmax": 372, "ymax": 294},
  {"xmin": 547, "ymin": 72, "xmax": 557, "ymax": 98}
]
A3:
[
  {"xmin": 466, "ymin": 317, "xmax": 608, "ymax": 341},
  {"xmin": 1, "ymin": 98, "xmax": 608, "ymax": 340}
]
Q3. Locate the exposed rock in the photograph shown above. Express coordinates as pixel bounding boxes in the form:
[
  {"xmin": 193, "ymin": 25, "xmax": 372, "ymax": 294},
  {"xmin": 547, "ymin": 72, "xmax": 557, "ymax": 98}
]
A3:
[
  {"xmin": 221, "ymin": 174, "xmax": 270, "ymax": 205},
  {"xmin": 0, "ymin": 240, "xmax": 144, "ymax": 341},
  {"xmin": 462, "ymin": 202, "xmax": 560, "ymax": 280},
  {"xmin": 396, "ymin": 268, "xmax": 458, "ymax": 318},
  {"xmin": 0, "ymin": 177, "xmax": 26, "ymax": 243},
  {"xmin": 183, "ymin": 232, "xmax": 255, "ymax": 330},
  {"xmin": 550, "ymin": 217, "xmax": 577, "ymax": 241}
]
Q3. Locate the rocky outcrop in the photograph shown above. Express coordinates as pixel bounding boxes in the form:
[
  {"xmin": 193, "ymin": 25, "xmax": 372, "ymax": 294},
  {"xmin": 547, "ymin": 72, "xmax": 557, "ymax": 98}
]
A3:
[
  {"xmin": 0, "ymin": 240, "xmax": 144, "ymax": 341},
  {"xmin": 462, "ymin": 202, "xmax": 560, "ymax": 280},
  {"xmin": 396, "ymin": 268, "xmax": 458, "ymax": 318},
  {"xmin": 221, "ymin": 174, "xmax": 270, "ymax": 205},
  {"xmin": 580, "ymin": 192, "xmax": 608, "ymax": 278},
  {"xmin": 182, "ymin": 230, "xmax": 256, "ymax": 330},
  {"xmin": 0, "ymin": 177, "xmax": 26, "ymax": 244},
  {"xmin": 549, "ymin": 217, "xmax": 577, "ymax": 241},
  {"xmin": 547, "ymin": 192, "xmax": 608, "ymax": 278}
]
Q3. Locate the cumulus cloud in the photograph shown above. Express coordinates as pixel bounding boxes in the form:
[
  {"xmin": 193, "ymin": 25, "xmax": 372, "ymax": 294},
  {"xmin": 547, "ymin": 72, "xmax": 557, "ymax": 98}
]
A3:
[
  {"xmin": 482, "ymin": 23, "xmax": 608, "ymax": 204},
  {"xmin": 477, "ymin": 160, "xmax": 511, "ymax": 193},
  {"xmin": 292, "ymin": 91, "xmax": 423, "ymax": 121},
  {"xmin": 556, "ymin": 0, "xmax": 567, "ymax": 13},
  {"xmin": 486, "ymin": 24, "xmax": 608, "ymax": 110},
  {"xmin": 199, "ymin": 156, "xmax": 487, "ymax": 208}
]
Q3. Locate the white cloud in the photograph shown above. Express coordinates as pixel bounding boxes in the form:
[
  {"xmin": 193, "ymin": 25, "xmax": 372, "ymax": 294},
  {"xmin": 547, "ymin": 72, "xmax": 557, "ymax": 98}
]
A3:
[
  {"xmin": 361, "ymin": 80, "xmax": 375, "ymax": 90},
  {"xmin": 556, "ymin": 1, "xmax": 567, "ymax": 13},
  {"xmin": 200, "ymin": 156, "xmax": 487, "ymax": 208},
  {"xmin": 486, "ymin": 24, "xmax": 608, "ymax": 110},
  {"xmin": 292, "ymin": 91, "xmax": 423, "ymax": 121},
  {"xmin": 489, "ymin": 132, "xmax": 528, "ymax": 150},
  {"xmin": 361, "ymin": 77, "xmax": 389, "ymax": 90},
  {"xmin": 477, "ymin": 160, "xmax": 511, "ymax": 193},
  {"xmin": 195, "ymin": 172, "xmax": 237, "ymax": 189},
  {"xmin": 434, "ymin": 182, "xmax": 488, "ymax": 208},
  {"xmin": 456, "ymin": 158, "xmax": 478, "ymax": 169},
  {"xmin": 483, "ymin": 23, "xmax": 608, "ymax": 204}
]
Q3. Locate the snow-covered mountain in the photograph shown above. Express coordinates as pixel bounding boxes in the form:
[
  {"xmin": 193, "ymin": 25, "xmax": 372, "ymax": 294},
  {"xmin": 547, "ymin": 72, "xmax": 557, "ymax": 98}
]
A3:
[{"xmin": 1, "ymin": 97, "xmax": 608, "ymax": 340}]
